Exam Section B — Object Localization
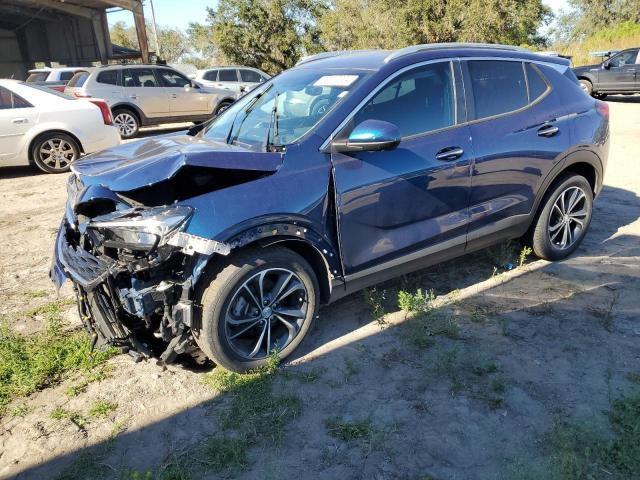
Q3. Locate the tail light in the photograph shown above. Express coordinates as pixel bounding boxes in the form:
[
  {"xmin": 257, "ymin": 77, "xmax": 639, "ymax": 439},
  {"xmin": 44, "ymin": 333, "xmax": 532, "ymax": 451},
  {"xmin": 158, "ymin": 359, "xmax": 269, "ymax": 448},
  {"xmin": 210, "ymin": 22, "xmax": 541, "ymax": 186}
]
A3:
[
  {"xmin": 88, "ymin": 99, "xmax": 113, "ymax": 125},
  {"xmin": 596, "ymin": 100, "xmax": 609, "ymax": 118}
]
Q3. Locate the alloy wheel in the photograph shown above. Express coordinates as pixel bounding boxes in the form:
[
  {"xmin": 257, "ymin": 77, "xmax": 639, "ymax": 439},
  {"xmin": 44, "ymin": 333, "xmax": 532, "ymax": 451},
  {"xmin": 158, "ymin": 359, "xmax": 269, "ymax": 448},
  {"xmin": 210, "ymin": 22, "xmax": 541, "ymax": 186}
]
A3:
[
  {"xmin": 224, "ymin": 268, "xmax": 309, "ymax": 360},
  {"xmin": 113, "ymin": 112, "xmax": 137, "ymax": 137},
  {"xmin": 39, "ymin": 138, "xmax": 76, "ymax": 171},
  {"xmin": 548, "ymin": 186, "xmax": 589, "ymax": 249}
]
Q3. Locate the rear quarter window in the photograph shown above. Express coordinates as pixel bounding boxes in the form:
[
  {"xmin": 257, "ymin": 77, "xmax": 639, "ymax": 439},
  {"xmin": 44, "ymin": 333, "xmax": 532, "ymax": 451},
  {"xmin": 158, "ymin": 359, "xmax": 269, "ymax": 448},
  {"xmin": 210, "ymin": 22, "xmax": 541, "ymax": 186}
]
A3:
[
  {"xmin": 59, "ymin": 71, "xmax": 75, "ymax": 81},
  {"xmin": 67, "ymin": 72, "xmax": 89, "ymax": 88},
  {"xmin": 526, "ymin": 63, "xmax": 549, "ymax": 102},
  {"xmin": 468, "ymin": 60, "xmax": 528, "ymax": 119}
]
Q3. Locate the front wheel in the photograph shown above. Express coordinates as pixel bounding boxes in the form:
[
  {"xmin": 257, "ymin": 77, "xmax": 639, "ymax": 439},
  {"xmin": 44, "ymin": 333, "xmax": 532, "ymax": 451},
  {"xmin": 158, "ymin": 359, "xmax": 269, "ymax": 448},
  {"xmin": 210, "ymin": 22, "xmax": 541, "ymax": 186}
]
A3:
[
  {"xmin": 194, "ymin": 247, "xmax": 319, "ymax": 372},
  {"xmin": 579, "ymin": 79, "xmax": 592, "ymax": 96},
  {"xmin": 31, "ymin": 132, "xmax": 80, "ymax": 173},
  {"xmin": 112, "ymin": 109, "xmax": 140, "ymax": 139},
  {"xmin": 529, "ymin": 173, "xmax": 593, "ymax": 261}
]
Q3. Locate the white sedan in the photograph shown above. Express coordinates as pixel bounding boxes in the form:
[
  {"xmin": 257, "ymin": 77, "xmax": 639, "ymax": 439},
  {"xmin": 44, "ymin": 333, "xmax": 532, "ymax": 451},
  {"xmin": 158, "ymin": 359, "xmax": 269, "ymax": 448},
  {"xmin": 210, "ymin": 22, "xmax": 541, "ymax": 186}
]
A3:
[{"xmin": 0, "ymin": 79, "xmax": 120, "ymax": 174}]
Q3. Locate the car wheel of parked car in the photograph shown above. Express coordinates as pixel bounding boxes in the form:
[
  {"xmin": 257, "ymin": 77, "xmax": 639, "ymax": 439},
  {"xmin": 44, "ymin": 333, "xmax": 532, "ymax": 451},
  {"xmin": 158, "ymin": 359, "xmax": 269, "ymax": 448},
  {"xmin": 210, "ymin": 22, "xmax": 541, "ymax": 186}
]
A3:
[
  {"xmin": 194, "ymin": 247, "xmax": 319, "ymax": 373},
  {"xmin": 113, "ymin": 109, "xmax": 140, "ymax": 138},
  {"xmin": 529, "ymin": 173, "xmax": 593, "ymax": 261},
  {"xmin": 215, "ymin": 101, "xmax": 233, "ymax": 115},
  {"xmin": 579, "ymin": 79, "xmax": 592, "ymax": 96},
  {"xmin": 31, "ymin": 132, "xmax": 80, "ymax": 174}
]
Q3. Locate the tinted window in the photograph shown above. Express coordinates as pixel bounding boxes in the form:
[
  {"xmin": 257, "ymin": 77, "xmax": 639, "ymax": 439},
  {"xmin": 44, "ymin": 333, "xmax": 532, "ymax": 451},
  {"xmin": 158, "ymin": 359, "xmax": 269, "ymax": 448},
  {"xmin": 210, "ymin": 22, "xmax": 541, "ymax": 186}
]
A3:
[
  {"xmin": 354, "ymin": 61, "xmax": 455, "ymax": 137},
  {"xmin": 468, "ymin": 60, "xmax": 527, "ymax": 119},
  {"xmin": 157, "ymin": 69, "xmax": 191, "ymax": 87},
  {"xmin": 26, "ymin": 72, "xmax": 48, "ymax": 82},
  {"xmin": 0, "ymin": 87, "xmax": 31, "ymax": 109},
  {"xmin": 609, "ymin": 50, "xmax": 639, "ymax": 68},
  {"xmin": 203, "ymin": 70, "xmax": 218, "ymax": 81},
  {"xmin": 240, "ymin": 69, "xmax": 262, "ymax": 82},
  {"xmin": 123, "ymin": 68, "xmax": 159, "ymax": 87},
  {"xmin": 67, "ymin": 72, "xmax": 89, "ymax": 88},
  {"xmin": 526, "ymin": 63, "xmax": 548, "ymax": 102},
  {"xmin": 219, "ymin": 69, "xmax": 238, "ymax": 82},
  {"xmin": 97, "ymin": 70, "xmax": 119, "ymax": 85},
  {"xmin": 59, "ymin": 71, "xmax": 75, "ymax": 81}
]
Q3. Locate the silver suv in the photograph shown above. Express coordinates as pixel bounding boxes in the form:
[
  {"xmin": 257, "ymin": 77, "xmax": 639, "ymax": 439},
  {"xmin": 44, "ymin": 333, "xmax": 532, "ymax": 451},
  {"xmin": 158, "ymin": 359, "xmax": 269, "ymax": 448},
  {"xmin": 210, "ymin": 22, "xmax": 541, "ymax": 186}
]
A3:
[{"xmin": 65, "ymin": 65, "xmax": 239, "ymax": 138}]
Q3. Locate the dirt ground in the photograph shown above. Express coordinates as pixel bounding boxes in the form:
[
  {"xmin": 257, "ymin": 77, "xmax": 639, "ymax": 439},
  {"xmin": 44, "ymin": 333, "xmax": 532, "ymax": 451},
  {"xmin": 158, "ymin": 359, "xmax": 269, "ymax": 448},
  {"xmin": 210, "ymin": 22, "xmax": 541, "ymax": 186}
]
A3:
[{"xmin": 0, "ymin": 99, "xmax": 639, "ymax": 480}]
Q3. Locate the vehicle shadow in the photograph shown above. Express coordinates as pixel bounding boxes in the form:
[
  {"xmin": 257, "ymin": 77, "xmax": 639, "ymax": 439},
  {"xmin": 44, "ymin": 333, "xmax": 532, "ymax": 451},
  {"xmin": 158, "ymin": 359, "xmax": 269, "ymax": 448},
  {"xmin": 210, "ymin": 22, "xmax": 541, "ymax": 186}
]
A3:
[
  {"xmin": 0, "ymin": 165, "xmax": 45, "ymax": 180},
  {"xmin": 605, "ymin": 94, "xmax": 640, "ymax": 104},
  {"xmin": 6, "ymin": 185, "xmax": 640, "ymax": 480}
]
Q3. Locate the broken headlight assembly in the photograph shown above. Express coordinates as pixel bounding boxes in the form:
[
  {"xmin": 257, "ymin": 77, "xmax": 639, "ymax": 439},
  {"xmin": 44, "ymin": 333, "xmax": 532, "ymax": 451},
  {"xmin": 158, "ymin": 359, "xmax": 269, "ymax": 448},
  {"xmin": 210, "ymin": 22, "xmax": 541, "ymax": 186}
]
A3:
[{"xmin": 88, "ymin": 205, "xmax": 193, "ymax": 252}]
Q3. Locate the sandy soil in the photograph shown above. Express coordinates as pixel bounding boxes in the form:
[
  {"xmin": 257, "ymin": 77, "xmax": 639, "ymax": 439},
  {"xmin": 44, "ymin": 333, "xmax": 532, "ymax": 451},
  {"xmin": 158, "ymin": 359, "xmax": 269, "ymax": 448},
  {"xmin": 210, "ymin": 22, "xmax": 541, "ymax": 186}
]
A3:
[{"xmin": 0, "ymin": 100, "xmax": 638, "ymax": 480}]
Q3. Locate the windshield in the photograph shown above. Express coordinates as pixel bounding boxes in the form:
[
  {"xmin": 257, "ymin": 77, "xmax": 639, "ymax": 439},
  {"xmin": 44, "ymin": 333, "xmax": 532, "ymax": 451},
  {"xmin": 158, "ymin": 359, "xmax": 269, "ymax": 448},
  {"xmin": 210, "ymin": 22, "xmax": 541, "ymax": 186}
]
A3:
[
  {"xmin": 67, "ymin": 72, "xmax": 90, "ymax": 88},
  {"xmin": 202, "ymin": 69, "xmax": 369, "ymax": 151}
]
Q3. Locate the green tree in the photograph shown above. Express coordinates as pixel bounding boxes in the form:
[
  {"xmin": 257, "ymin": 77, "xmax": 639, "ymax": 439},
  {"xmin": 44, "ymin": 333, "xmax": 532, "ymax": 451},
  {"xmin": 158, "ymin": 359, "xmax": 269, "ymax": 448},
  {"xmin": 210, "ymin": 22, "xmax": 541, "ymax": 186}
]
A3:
[
  {"xmin": 109, "ymin": 20, "xmax": 138, "ymax": 49},
  {"xmin": 319, "ymin": 0, "xmax": 551, "ymax": 50},
  {"xmin": 190, "ymin": 0, "xmax": 328, "ymax": 75},
  {"xmin": 552, "ymin": 0, "xmax": 640, "ymax": 42}
]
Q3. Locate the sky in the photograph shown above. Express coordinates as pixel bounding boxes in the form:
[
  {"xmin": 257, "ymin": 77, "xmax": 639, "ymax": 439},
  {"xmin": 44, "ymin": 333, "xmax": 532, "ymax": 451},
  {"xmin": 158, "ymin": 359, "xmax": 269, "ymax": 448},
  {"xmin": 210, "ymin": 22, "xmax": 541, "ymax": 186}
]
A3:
[{"xmin": 107, "ymin": 0, "xmax": 572, "ymax": 32}]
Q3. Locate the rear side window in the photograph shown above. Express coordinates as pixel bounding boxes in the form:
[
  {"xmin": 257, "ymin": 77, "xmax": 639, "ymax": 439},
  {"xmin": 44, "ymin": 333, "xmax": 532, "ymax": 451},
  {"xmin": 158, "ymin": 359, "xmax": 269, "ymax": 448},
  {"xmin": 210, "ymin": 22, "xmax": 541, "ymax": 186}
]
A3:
[
  {"xmin": 468, "ymin": 60, "xmax": 528, "ymax": 119},
  {"xmin": 526, "ymin": 63, "xmax": 548, "ymax": 102},
  {"xmin": 59, "ymin": 71, "xmax": 75, "ymax": 81},
  {"xmin": 123, "ymin": 69, "xmax": 159, "ymax": 87},
  {"xmin": 67, "ymin": 72, "xmax": 89, "ymax": 88},
  {"xmin": 240, "ymin": 69, "xmax": 262, "ymax": 82},
  {"xmin": 354, "ymin": 61, "xmax": 455, "ymax": 137},
  {"xmin": 203, "ymin": 70, "xmax": 218, "ymax": 81},
  {"xmin": 0, "ymin": 87, "xmax": 32, "ymax": 109},
  {"xmin": 97, "ymin": 70, "xmax": 119, "ymax": 85},
  {"xmin": 219, "ymin": 69, "xmax": 238, "ymax": 82}
]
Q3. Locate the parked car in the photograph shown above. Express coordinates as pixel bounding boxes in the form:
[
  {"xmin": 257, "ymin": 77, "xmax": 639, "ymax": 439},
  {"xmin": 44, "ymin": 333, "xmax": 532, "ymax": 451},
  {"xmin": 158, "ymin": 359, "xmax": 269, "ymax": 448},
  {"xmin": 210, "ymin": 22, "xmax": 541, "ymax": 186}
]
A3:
[
  {"xmin": 191, "ymin": 66, "xmax": 270, "ymax": 94},
  {"xmin": 26, "ymin": 67, "xmax": 88, "ymax": 92},
  {"xmin": 51, "ymin": 43, "xmax": 609, "ymax": 372},
  {"xmin": 64, "ymin": 65, "xmax": 239, "ymax": 139},
  {"xmin": 573, "ymin": 47, "xmax": 640, "ymax": 98},
  {"xmin": 0, "ymin": 79, "xmax": 119, "ymax": 173}
]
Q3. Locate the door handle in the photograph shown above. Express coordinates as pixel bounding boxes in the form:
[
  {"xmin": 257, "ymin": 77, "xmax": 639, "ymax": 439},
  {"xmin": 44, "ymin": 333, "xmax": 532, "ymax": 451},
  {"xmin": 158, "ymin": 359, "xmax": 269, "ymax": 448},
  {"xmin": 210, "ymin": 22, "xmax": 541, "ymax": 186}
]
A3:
[
  {"xmin": 435, "ymin": 146, "xmax": 464, "ymax": 161},
  {"xmin": 129, "ymin": 94, "xmax": 138, "ymax": 100},
  {"xmin": 170, "ymin": 94, "xmax": 178, "ymax": 98},
  {"xmin": 538, "ymin": 125, "xmax": 559, "ymax": 137},
  {"xmin": 11, "ymin": 118, "xmax": 28, "ymax": 124}
]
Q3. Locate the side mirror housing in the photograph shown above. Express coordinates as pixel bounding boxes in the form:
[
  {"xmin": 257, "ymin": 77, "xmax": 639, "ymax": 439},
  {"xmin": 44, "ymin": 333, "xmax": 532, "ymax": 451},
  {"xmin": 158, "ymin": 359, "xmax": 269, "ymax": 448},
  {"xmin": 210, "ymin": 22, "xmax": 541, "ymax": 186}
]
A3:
[
  {"xmin": 603, "ymin": 61, "xmax": 611, "ymax": 69},
  {"xmin": 332, "ymin": 119, "xmax": 401, "ymax": 153}
]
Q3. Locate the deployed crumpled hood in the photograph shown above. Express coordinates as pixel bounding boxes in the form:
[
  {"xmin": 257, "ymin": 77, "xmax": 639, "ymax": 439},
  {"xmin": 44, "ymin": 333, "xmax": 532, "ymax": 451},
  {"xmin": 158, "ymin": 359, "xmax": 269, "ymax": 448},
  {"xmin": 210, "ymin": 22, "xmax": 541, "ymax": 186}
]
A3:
[{"xmin": 72, "ymin": 134, "xmax": 283, "ymax": 192}]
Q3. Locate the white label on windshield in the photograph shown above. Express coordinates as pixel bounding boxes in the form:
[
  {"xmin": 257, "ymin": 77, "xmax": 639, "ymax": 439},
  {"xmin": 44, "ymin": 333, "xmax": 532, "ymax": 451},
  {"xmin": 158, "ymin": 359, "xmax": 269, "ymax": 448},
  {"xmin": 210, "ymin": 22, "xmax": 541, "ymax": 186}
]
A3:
[{"xmin": 313, "ymin": 75, "xmax": 358, "ymax": 88}]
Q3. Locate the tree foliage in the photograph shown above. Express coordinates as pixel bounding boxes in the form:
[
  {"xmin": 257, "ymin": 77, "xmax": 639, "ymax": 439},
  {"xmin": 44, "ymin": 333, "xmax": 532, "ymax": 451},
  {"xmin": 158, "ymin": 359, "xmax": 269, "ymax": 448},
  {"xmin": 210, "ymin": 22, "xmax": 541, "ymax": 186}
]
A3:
[
  {"xmin": 552, "ymin": 0, "xmax": 640, "ymax": 42},
  {"xmin": 108, "ymin": 21, "xmax": 189, "ymax": 63}
]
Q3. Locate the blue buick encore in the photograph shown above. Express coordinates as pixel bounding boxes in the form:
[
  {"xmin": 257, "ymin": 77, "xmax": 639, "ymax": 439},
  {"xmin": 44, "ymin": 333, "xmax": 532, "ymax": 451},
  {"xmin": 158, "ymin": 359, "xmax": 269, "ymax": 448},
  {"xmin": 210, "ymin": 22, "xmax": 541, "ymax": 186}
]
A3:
[{"xmin": 51, "ymin": 43, "xmax": 610, "ymax": 372}]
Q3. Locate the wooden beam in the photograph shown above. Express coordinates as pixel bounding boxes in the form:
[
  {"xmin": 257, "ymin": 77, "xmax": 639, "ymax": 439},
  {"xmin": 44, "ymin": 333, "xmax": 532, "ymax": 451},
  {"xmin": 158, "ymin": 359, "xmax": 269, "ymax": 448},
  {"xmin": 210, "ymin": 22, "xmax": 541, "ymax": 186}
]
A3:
[
  {"xmin": 132, "ymin": 2, "xmax": 149, "ymax": 63},
  {"xmin": 11, "ymin": 0, "xmax": 95, "ymax": 19},
  {"xmin": 102, "ymin": 0, "xmax": 143, "ymax": 16}
]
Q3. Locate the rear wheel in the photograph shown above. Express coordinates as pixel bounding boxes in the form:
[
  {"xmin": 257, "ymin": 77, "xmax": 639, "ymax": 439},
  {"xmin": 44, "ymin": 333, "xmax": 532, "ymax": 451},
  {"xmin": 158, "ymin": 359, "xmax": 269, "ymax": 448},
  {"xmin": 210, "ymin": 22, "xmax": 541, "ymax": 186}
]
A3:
[
  {"xmin": 31, "ymin": 132, "xmax": 79, "ymax": 174},
  {"xmin": 579, "ymin": 79, "xmax": 592, "ymax": 96},
  {"xmin": 529, "ymin": 173, "xmax": 593, "ymax": 261},
  {"xmin": 194, "ymin": 247, "xmax": 319, "ymax": 372},
  {"xmin": 112, "ymin": 108, "xmax": 140, "ymax": 138},
  {"xmin": 215, "ymin": 101, "xmax": 233, "ymax": 115}
]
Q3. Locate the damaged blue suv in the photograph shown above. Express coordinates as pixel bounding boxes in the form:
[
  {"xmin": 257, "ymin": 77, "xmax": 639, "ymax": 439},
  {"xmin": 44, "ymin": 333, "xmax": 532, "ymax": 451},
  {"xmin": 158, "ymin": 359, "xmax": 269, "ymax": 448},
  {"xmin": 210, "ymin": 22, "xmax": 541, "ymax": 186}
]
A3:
[{"xmin": 51, "ymin": 43, "xmax": 609, "ymax": 372}]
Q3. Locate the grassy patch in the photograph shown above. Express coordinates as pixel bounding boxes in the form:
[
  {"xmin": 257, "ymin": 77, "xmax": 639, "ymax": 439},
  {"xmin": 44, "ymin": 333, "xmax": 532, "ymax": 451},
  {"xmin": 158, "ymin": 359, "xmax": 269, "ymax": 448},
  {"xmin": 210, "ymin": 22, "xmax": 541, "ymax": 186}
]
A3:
[
  {"xmin": 0, "ymin": 302, "xmax": 116, "ymax": 415},
  {"xmin": 364, "ymin": 287, "xmax": 387, "ymax": 325},
  {"xmin": 50, "ymin": 407, "xmax": 88, "ymax": 430},
  {"xmin": 518, "ymin": 245, "xmax": 533, "ymax": 268},
  {"xmin": 89, "ymin": 400, "xmax": 118, "ymax": 418},
  {"xmin": 325, "ymin": 417, "xmax": 373, "ymax": 442},
  {"xmin": 9, "ymin": 404, "xmax": 31, "ymax": 417},
  {"xmin": 198, "ymin": 437, "xmax": 248, "ymax": 474},
  {"xmin": 398, "ymin": 288, "xmax": 435, "ymax": 314},
  {"xmin": 605, "ymin": 392, "xmax": 640, "ymax": 475},
  {"xmin": 399, "ymin": 312, "xmax": 460, "ymax": 349}
]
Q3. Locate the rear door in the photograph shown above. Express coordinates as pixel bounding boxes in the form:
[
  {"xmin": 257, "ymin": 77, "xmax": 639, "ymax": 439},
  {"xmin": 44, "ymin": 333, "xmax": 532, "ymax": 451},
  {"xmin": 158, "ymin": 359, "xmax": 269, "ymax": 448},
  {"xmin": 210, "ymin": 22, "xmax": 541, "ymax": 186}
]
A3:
[
  {"xmin": 332, "ymin": 60, "xmax": 472, "ymax": 275},
  {"xmin": 122, "ymin": 68, "xmax": 169, "ymax": 118},
  {"xmin": 599, "ymin": 49, "xmax": 639, "ymax": 91},
  {"xmin": 463, "ymin": 59, "xmax": 571, "ymax": 245},
  {"xmin": 0, "ymin": 86, "xmax": 38, "ymax": 164},
  {"xmin": 156, "ymin": 68, "xmax": 209, "ymax": 116},
  {"xmin": 238, "ymin": 69, "xmax": 266, "ymax": 92}
]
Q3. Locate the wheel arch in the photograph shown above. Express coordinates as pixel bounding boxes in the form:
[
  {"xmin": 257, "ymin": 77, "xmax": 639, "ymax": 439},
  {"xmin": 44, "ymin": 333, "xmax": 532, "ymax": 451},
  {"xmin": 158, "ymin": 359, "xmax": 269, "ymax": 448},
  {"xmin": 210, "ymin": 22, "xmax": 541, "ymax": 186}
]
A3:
[
  {"xmin": 110, "ymin": 103, "xmax": 145, "ymax": 124},
  {"xmin": 576, "ymin": 73, "xmax": 596, "ymax": 87},
  {"xmin": 28, "ymin": 129, "xmax": 85, "ymax": 165},
  {"xmin": 214, "ymin": 97, "xmax": 236, "ymax": 113}
]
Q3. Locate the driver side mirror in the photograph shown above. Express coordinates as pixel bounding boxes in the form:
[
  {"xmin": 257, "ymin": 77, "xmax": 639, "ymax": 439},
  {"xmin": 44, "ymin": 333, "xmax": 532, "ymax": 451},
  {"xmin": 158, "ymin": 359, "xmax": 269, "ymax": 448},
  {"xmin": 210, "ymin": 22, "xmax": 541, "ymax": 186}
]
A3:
[
  {"xmin": 603, "ymin": 61, "xmax": 611, "ymax": 69},
  {"xmin": 332, "ymin": 119, "xmax": 401, "ymax": 153}
]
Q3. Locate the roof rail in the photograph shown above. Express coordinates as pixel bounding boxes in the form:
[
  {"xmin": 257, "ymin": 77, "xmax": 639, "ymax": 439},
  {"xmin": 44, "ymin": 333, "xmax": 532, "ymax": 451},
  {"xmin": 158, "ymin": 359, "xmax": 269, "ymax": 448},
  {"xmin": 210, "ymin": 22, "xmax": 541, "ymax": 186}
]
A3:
[
  {"xmin": 384, "ymin": 43, "xmax": 530, "ymax": 63},
  {"xmin": 296, "ymin": 49, "xmax": 380, "ymax": 66}
]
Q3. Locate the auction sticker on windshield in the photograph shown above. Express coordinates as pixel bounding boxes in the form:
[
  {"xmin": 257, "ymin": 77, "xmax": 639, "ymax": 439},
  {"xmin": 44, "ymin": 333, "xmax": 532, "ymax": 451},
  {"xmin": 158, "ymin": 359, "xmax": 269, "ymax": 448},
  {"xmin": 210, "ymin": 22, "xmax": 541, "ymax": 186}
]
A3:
[{"xmin": 313, "ymin": 75, "xmax": 359, "ymax": 87}]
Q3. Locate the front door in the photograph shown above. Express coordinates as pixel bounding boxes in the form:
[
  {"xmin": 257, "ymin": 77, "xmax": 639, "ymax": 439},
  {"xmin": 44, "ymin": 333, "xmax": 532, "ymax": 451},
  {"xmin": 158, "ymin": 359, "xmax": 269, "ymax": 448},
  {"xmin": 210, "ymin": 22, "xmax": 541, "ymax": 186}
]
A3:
[
  {"xmin": 332, "ymin": 60, "xmax": 472, "ymax": 275},
  {"xmin": 599, "ymin": 49, "xmax": 639, "ymax": 91},
  {"xmin": 122, "ymin": 68, "xmax": 169, "ymax": 118},
  {"xmin": 0, "ymin": 87, "xmax": 38, "ymax": 165},
  {"xmin": 157, "ymin": 68, "xmax": 209, "ymax": 116},
  {"xmin": 462, "ymin": 60, "xmax": 571, "ymax": 243}
]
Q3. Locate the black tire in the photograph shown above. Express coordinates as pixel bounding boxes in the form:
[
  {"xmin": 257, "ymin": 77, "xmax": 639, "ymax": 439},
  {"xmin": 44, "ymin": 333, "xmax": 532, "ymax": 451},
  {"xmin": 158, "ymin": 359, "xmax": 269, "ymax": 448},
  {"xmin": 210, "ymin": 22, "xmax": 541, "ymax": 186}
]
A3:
[
  {"xmin": 31, "ymin": 132, "xmax": 80, "ymax": 174},
  {"xmin": 215, "ymin": 101, "xmax": 233, "ymax": 115},
  {"xmin": 579, "ymin": 79, "xmax": 593, "ymax": 96},
  {"xmin": 529, "ymin": 173, "xmax": 593, "ymax": 261},
  {"xmin": 112, "ymin": 108, "xmax": 140, "ymax": 139},
  {"xmin": 194, "ymin": 247, "xmax": 319, "ymax": 372},
  {"xmin": 594, "ymin": 93, "xmax": 608, "ymax": 100}
]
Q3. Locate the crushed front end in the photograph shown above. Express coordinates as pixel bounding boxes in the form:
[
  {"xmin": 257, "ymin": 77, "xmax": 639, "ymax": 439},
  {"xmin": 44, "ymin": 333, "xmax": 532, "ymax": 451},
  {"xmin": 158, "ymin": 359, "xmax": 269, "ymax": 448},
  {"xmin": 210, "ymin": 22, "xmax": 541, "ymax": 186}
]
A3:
[{"xmin": 50, "ymin": 174, "xmax": 230, "ymax": 365}]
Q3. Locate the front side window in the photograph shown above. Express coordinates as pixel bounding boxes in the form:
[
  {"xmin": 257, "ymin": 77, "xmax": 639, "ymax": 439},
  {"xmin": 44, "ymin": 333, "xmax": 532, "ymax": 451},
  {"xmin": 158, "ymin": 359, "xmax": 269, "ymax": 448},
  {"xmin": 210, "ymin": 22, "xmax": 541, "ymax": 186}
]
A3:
[
  {"xmin": 158, "ymin": 69, "xmax": 191, "ymax": 88},
  {"xmin": 203, "ymin": 70, "xmax": 218, "ymax": 81},
  {"xmin": 203, "ymin": 69, "xmax": 368, "ymax": 151},
  {"xmin": 354, "ymin": 61, "xmax": 455, "ymax": 137},
  {"xmin": 97, "ymin": 70, "xmax": 119, "ymax": 85},
  {"xmin": 219, "ymin": 69, "xmax": 238, "ymax": 82},
  {"xmin": 468, "ymin": 60, "xmax": 528, "ymax": 119},
  {"xmin": 123, "ymin": 69, "xmax": 159, "ymax": 87},
  {"xmin": 0, "ymin": 87, "xmax": 31, "ymax": 109},
  {"xmin": 608, "ymin": 50, "xmax": 639, "ymax": 68}
]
